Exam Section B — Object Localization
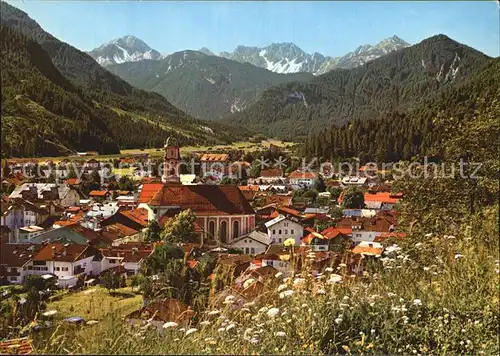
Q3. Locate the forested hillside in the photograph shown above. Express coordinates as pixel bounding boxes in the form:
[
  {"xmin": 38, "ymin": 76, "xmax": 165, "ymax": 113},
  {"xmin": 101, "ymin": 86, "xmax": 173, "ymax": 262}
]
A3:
[
  {"xmin": 0, "ymin": 26, "xmax": 243, "ymax": 157},
  {"xmin": 107, "ymin": 50, "xmax": 313, "ymax": 120},
  {"xmin": 224, "ymin": 35, "xmax": 492, "ymax": 140},
  {"xmin": 301, "ymin": 58, "xmax": 500, "ymax": 162},
  {"xmin": 0, "ymin": 2, "xmax": 248, "ymax": 157}
]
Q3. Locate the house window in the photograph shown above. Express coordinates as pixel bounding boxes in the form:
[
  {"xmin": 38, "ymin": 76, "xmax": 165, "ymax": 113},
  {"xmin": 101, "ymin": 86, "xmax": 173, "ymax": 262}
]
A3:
[
  {"xmin": 109, "ymin": 259, "xmax": 116, "ymax": 264},
  {"xmin": 9, "ymin": 276, "xmax": 17, "ymax": 281},
  {"xmin": 279, "ymin": 238, "xmax": 282, "ymax": 243},
  {"xmin": 55, "ymin": 267, "xmax": 60, "ymax": 271},
  {"xmin": 232, "ymin": 220, "xmax": 239, "ymax": 239},
  {"xmin": 279, "ymin": 229, "xmax": 282, "ymax": 235},
  {"xmin": 291, "ymin": 229, "xmax": 294, "ymax": 234},
  {"xmin": 10, "ymin": 268, "xmax": 17, "ymax": 273},
  {"xmin": 28, "ymin": 266, "xmax": 33, "ymax": 270},
  {"xmin": 245, "ymin": 248, "xmax": 250, "ymax": 254},
  {"xmin": 62, "ymin": 267, "xmax": 69, "ymax": 271},
  {"xmin": 272, "ymin": 229, "xmax": 276, "ymax": 234},
  {"xmin": 220, "ymin": 221, "xmax": 228, "ymax": 243},
  {"xmin": 208, "ymin": 221, "xmax": 216, "ymax": 239},
  {"xmin": 251, "ymin": 247, "xmax": 255, "ymax": 254},
  {"xmin": 285, "ymin": 229, "xmax": 288, "ymax": 234}
]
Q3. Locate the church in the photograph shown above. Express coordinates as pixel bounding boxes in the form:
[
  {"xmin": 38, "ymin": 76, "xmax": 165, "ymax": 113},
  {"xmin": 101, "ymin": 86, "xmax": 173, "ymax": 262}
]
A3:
[{"xmin": 138, "ymin": 138, "xmax": 256, "ymax": 246}]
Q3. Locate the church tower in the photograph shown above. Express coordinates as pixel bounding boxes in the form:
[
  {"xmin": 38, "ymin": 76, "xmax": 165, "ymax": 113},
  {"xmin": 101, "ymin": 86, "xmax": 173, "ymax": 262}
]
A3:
[{"xmin": 162, "ymin": 137, "xmax": 181, "ymax": 184}]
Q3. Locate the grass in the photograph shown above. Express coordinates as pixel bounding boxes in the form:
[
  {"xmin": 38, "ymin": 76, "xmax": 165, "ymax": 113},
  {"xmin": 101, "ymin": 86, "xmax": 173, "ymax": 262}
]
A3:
[
  {"xmin": 8, "ymin": 140, "xmax": 297, "ymax": 164},
  {"xmin": 45, "ymin": 286, "xmax": 142, "ymax": 322}
]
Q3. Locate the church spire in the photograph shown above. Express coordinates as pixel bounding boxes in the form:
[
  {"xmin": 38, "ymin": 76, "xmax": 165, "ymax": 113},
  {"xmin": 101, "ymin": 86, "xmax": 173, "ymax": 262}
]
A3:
[{"xmin": 161, "ymin": 137, "xmax": 181, "ymax": 184}]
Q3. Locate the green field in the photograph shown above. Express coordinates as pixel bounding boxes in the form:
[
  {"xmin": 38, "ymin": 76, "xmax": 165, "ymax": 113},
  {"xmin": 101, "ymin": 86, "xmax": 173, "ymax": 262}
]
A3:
[{"xmin": 11, "ymin": 140, "xmax": 297, "ymax": 164}]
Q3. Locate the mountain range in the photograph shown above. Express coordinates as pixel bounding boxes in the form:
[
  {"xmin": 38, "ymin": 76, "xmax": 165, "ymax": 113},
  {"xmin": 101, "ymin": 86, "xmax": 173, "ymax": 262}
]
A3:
[
  {"xmin": 89, "ymin": 35, "xmax": 410, "ymax": 75},
  {"xmin": 91, "ymin": 35, "xmax": 409, "ymax": 120},
  {"xmin": 222, "ymin": 34, "xmax": 495, "ymax": 140}
]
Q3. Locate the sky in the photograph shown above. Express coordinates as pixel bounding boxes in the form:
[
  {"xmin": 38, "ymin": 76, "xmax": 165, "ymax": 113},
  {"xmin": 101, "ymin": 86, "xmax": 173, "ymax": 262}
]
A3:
[{"xmin": 5, "ymin": 0, "xmax": 500, "ymax": 57}]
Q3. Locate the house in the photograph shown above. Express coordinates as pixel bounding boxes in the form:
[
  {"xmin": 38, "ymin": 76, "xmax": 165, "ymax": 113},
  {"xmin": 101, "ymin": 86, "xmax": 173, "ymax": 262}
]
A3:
[
  {"xmin": 95, "ymin": 245, "xmax": 153, "ymax": 275},
  {"xmin": 85, "ymin": 158, "xmax": 101, "ymax": 170},
  {"xmin": 363, "ymin": 192, "xmax": 402, "ymax": 210},
  {"xmin": 255, "ymin": 168, "xmax": 284, "ymax": 184},
  {"xmin": 264, "ymin": 214, "xmax": 304, "ymax": 246},
  {"xmin": 100, "ymin": 208, "xmax": 149, "ymax": 231},
  {"xmin": 1, "ymin": 198, "xmax": 49, "ymax": 230},
  {"xmin": 200, "ymin": 153, "xmax": 230, "ymax": 178},
  {"xmin": 351, "ymin": 241, "xmax": 384, "ymax": 256},
  {"xmin": 89, "ymin": 190, "xmax": 110, "ymax": 202},
  {"xmin": 15, "ymin": 226, "xmax": 46, "ymax": 243},
  {"xmin": 231, "ymin": 230, "xmax": 271, "ymax": 255},
  {"xmin": 288, "ymin": 170, "xmax": 317, "ymax": 188},
  {"xmin": 29, "ymin": 224, "xmax": 111, "ymax": 246},
  {"xmin": 341, "ymin": 176, "xmax": 368, "ymax": 187},
  {"xmin": 25, "ymin": 243, "xmax": 97, "ymax": 287},
  {"xmin": 0, "ymin": 243, "xmax": 40, "ymax": 284},
  {"xmin": 303, "ymin": 226, "xmax": 353, "ymax": 251},
  {"xmin": 125, "ymin": 299, "xmax": 195, "ymax": 329},
  {"xmin": 9, "ymin": 183, "xmax": 80, "ymax": 207},
  {"xmin": 65, "ymin": 178, "xmax": 82, "ymax": 187},
  {"xmin": 258, "ymin": 252, "xmax": 293, "ymax": 277},
  {"xmin": 338, "ymin": 211, "xmax": 396, "ymax": 243}
]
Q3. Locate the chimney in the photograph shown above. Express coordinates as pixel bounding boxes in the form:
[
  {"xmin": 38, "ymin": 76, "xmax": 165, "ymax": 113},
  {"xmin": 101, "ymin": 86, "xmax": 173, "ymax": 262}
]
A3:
[{"xmin": 51, "ymin": 246, "xmax": 56, "ymax": 257}]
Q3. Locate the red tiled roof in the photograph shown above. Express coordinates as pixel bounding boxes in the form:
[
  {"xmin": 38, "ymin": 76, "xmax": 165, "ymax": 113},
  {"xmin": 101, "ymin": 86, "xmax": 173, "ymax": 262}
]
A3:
[
  {"xmin": 277, "ymin": 206, "xmax": 302, "ymax": 218},
  {"xmin": 187, "ymin": 260, "xmax": 199, "ymax": 269},
  {"xmin": 54, "ymin": 211, "xmax": 86, "ymax": 226},
  {"xmin": 101, "ymin": 248, "xmax": 152, "ymax": 263},
  {"xmin": 351, "ymin": 245, "xmax": 384, "ymax": 256},
  {"xmin": 0, "ymin": 243, "xmax": 39, "ymax": 268},
  {"xmin": 89, "ymin": 190, "xmax": 108, "ymax": 197},
  {"xmin": 101, "ymin": 223, "xmax": 140, "ymax": 239},
  {"xmin": 149, "ymin": 184, "xmax": 255, "ymax": 215},
  {"xmin": 288, "ymin": 170, "xmax": 317, "ymax": 179},
  {"xmin": 320, "ymin": 226, "xmax": 353, "ymax": 239},
  {"xmin": 238, "ymin": 185, "xmax": 259, "ymax": 192},
  {"xmin": 374, "ymin": 232, "xmax": 407, "ymax": 242},
  {"xmin": 120, "ymin": 208, "xmax": 149, "ymax": 228},
  {"xmin": 200, "ymin": 153, "xmax": 229, "ymax": 162},
  {"xmin": 363, "ymin": 192, "xmax": 402, "ymax": 204},
  {"xmin": 138, "ymin": 183, "xmax": 163, "ymax": 203},
  {"xmin": 65, "ymin": 178, "xmax": 81, "ymax": 185},
  {"xmin": 33, "ymin": 243, "xmax": 94, "ymax": 262},
  {"xmin": 0, "ymin": 338, "xmax": 33, "ymax": 355},
  {"xmin": 260, "ymin": 168, "xmax": 283, "ymax": 177}
]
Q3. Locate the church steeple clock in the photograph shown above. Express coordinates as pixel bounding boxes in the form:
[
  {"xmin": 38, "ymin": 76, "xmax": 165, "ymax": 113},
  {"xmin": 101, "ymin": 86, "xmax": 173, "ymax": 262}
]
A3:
[{"xmin": 162, "ymin": 137, "xmax": 181, "ymax": 184}]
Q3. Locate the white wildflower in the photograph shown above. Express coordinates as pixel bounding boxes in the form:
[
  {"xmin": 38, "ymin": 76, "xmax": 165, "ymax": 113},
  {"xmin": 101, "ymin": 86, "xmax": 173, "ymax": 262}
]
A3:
[
  {"xmin": 325, "ymin": 267, "xmax": 334, "ymax": 272},
  {"xmin": 277, "ymin": 284, "xmax": 288, "ymax": 292},
  {"xmin": 424, "ymin": 233, "xmax": 432, "ymax": 237},
  {"xmin": 279, "ymin": 290, "xmax": 294, "ymax": 299},
  {"xmin": 387, "ymin": 292, "xmax": 396, "ymax": 297},
  {"xmin": 243, "ymin": 278, "xmax": 255, "ymax": 289},
  {"xmin": 267, "ymin": 307, "xmax": 280, "ymax": 318},
  {"xmin": 200, "ymin": 321, "xmax": 211, "ymax": 327},
  {"xmin": 207, "ymin": 310, "xmax": 220, "ymax": 316},
  {"xmin": 455, "ymin": 254, "xmax": 464, "ymax": 260},
  {"xmin": 415, "ymin": 242, "xmax": 423, "ymax": 248},
  {"xmin": 316, "ymin": 289, "xmax": 326, "ymax": 295},
  {"xmin": 335, "ymin": 317, "xmax": 343, "ymax": 325},
  {"xmin": 243, "ymin": 301, "xmax": 255, "ymax": 308},
  {"xmin": 275, "ymin": 272, "xmax": 283, "ymax": 278},
  {"xmin": 163, "ymin": 321, "xmax": 179, "ymax": 329},
  {"xmin": 413, "ymin": 299, "xmax": 422, "ymax": 306},
  {"xmin": 249, "ymin": 337, "xmax": 259, "ymax": 344},
  {"xmin": 226, "ymin": 323, "xmax": 236, "ymax": 331},
  {"xmin": 217, "ymin": 327, "xmax": 225, "ymax": 333},
  {"xmin": 274, "ymin": 331, "xmax": 286, "ymax": 337},
  {"xmin": 258, "ymin": 307, "xmax": 269, "ymax": 314}
]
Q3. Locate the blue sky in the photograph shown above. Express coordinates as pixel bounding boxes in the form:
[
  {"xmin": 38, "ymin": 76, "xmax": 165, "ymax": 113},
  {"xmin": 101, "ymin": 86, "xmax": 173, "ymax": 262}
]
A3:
[{"xmin": 5, "ymin": 0, "xmax": 500, "ymax": 57}]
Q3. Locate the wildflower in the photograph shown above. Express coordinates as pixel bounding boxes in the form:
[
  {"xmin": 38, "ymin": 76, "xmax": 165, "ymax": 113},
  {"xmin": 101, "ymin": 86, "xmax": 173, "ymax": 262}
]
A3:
[
  {"xmin": 325, "ymin": 267, "xmax": 334, "ymax": 272},
  {"xmin": 343, "ymin": 295, "xmax": 349, "ymax": 301},
  {"xmin": 267, "ymin": 308, "xmax": 280, "ymax": 318},
  {"xmin": 226, "ymin": 323, "xmax": 236, "ymax": 331},
  {"xmin": 424, "ymin": 233, "xmax": 432, "ymax": 237},
  {"xmin": 423, "ymin": 267, "xmax": 430, "ymax": 271},
  {"xmin": 277, "ymin": 284, "xmax": 288, "ymax": 292},
  {"xmin": 275, "ymin": 271, "xmax": 283, "ymax": 278},
  {"xmin": 413, "ymin": 299, "xmax": 422, "ymax": 306},
  {"xmin": 327, "ymin": 274, "xmax": 343, "ymax": 284},
  {"xmin": 415, "ymin": 242, "xmax": 423, "ymax": 248},
  {"xmin": 402, "ymin": 316, "xmax": 409, "ymax": 324},
  {"xmin": 250, "ymin": 337, "xmax": 259, "ymax": 344},
  {"xmin": 217, "ymin": 327, "xmax": 225, "ymax": 333},
  {"xmin": 283, "ymin": 238, "xmax": 295, "ymax": 247},
  {"xmin": 371, "ymin": 329, "xmax": 375, "ymax": 334},
  {"xmin": 258, "ymin": 306, "xmax": 269, "ymax": 314},
  {"xmin": 316, "ymin": 289, "xmax": 326, "ymax": 295},
  {"xmin": 454, "ymin": 254, "xmax": 464, "ymax": 260},
  {"xmin": 208, "ymin": 310, "xmax": 220, "ymax": 316},
  {"xmin": 243, "ymin": 278, "xmax": 255, "ymax": 289},
  {"xmin": 163, "ymin": 321, "xmax": 179, "ymax": 329},
  {"xmin": 293, "ymin": 278, "xmax": 306, "ymax": 287},
  {"xmin": 280, "ymin": 290, "xmax": 294, "ymax": 299},
  {"xmin": 243, "ymin": 301, "xmax": 255, "ymax": 308},
  {"xmin": 335, "ymin": 317, "xmax": 343, "ymax": 325},
  {"xmin": 200, "ymin": 321, "xmax": 211, "ymax": 327},
  {"xmin": 274, "ymin": 331, "xmax": 286, "ymax": 337},
  {"xmin": 185, "ymin": 328, "xmax": 197, "ymax": 336}
]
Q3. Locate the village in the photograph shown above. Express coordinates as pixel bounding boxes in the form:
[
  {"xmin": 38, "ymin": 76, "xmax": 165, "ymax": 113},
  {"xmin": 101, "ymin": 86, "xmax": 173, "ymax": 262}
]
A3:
[{"xmin": 0, "ymin": 137, "xmax": 406, "ymax": 349}]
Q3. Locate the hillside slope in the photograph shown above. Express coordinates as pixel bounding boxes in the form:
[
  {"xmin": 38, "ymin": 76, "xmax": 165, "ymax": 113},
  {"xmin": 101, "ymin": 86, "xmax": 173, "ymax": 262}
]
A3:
[
  {"xmin": 223, "ymin": 34, "xmax": 492, "ymax": 140},
  {"xmin": 0, "ymin": 2, "xmax": 246, "ymax": 157},
  {"xmin": 107, "ymin": 50, "xmax": 313, "ymax": 120}
]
